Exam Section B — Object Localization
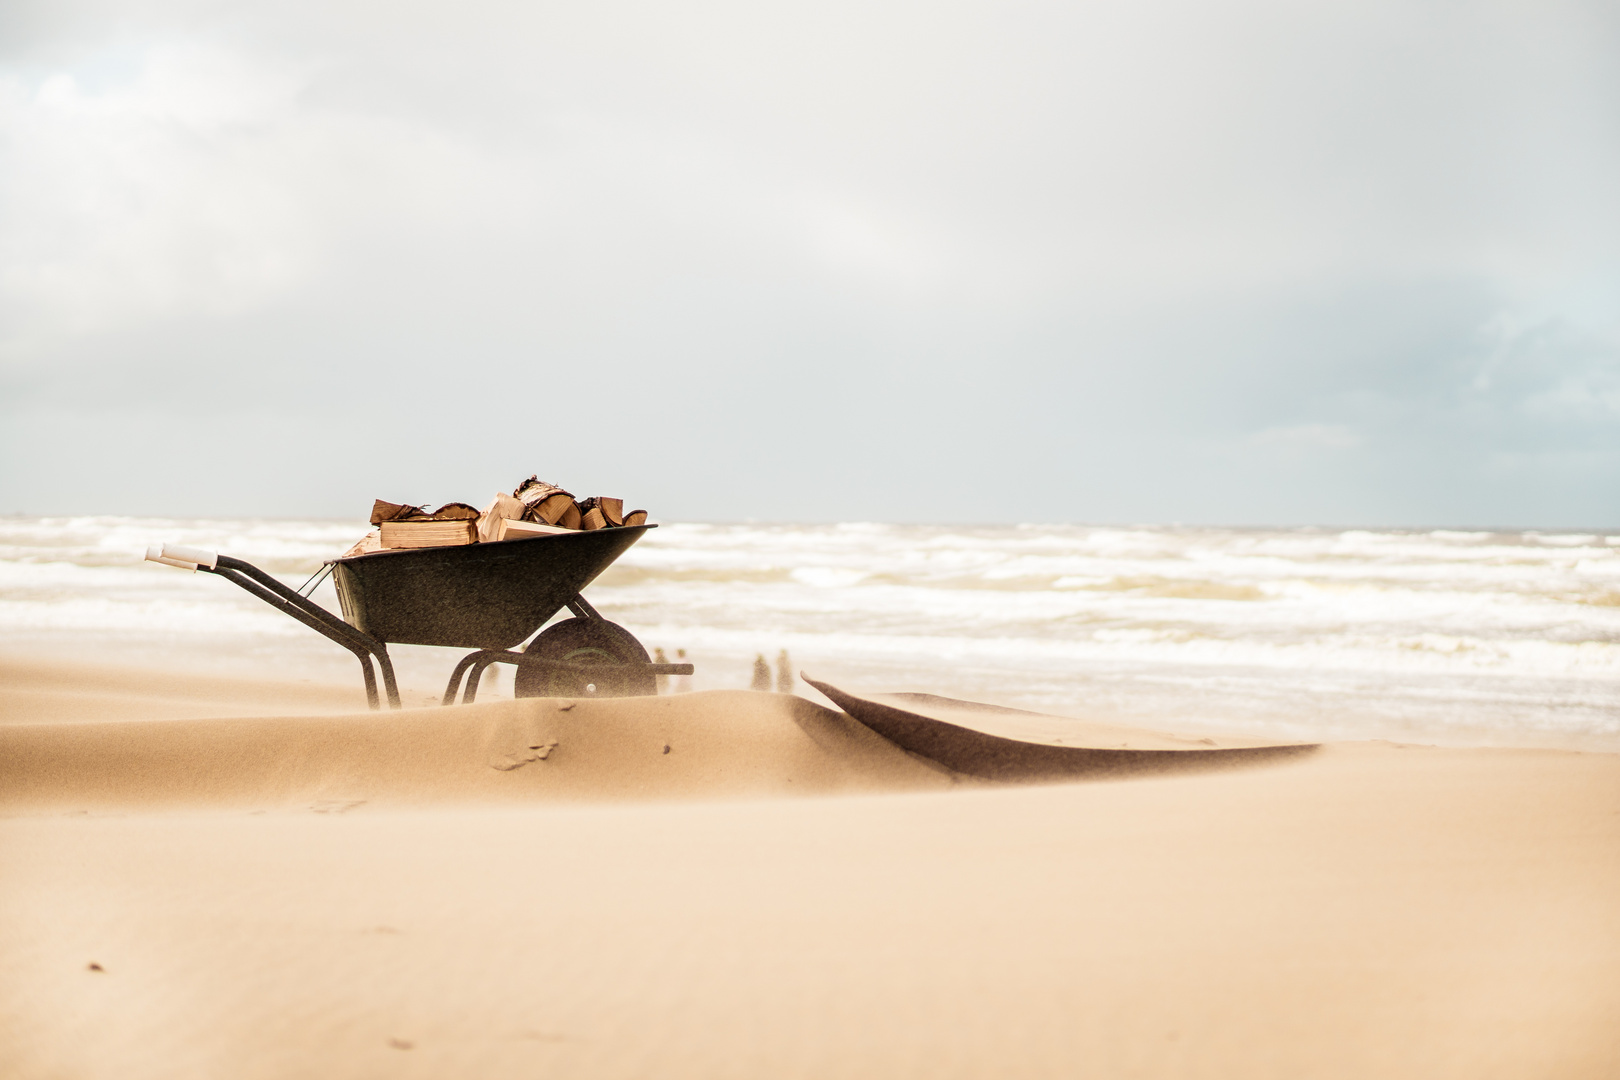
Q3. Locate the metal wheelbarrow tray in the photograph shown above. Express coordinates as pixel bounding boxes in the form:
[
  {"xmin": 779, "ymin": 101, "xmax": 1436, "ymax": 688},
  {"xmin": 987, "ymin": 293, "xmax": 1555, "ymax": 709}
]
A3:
[{"xmin": 151, "ymin": 525, "xmax": 691, "ymax": 710}]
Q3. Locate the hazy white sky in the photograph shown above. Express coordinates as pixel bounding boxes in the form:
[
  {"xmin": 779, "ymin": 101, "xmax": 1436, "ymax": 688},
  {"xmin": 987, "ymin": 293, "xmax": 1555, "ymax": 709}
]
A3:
[{"xmin": 2, "ymin": 0, "xmax": 1617, "ymax": 524}]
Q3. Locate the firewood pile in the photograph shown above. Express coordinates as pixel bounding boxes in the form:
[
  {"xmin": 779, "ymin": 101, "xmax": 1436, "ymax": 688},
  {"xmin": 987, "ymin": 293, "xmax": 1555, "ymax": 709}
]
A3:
[{"xmin": 344, "ymin": 476, "xmax": 648, "ymax": 555}]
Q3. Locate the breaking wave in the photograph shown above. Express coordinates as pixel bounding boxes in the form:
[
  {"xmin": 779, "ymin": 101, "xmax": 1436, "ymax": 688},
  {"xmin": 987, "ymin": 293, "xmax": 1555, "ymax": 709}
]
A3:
[{"xmin": 2, "ymin": 517, "xmax": 1616, "ymax": 748}]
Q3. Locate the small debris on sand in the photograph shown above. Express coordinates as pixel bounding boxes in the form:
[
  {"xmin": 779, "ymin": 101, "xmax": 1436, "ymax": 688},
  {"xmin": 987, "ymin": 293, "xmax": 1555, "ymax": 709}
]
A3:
[
  {"xmin": 87, "ymin": 963, "xmax": 104, "ymax": 973},
  {"xmin": 663, "ymin": 745, "xmax": 671, "ymax": 755},
  {"xmin": 388, "ymin": 1038, "xmax": 414, "ymax": 1051},
  {"xmin": 557, "ymin": 700, "xmax": 575, "ymax": 711},
  {"xmin": 491, "ymin": 741, "xmax": 559, "ymax": 771},
  {"xmin": 310, "ymin": 800, "xmax": 366, "ymax": 814}
]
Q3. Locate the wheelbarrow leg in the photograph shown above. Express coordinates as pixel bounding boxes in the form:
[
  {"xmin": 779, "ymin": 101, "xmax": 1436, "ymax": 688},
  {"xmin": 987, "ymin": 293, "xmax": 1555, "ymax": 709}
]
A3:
[
  {"xmin": 467, "ymin": 654, "xmax": 510, "ymax": 704},
  {"xmin": 442, "ymin": 651, "xmax": 488, "ymax": 706},
  {"xmin": 357, "ymin": 651, "xmax": 380, "ymax": 710},
  {"xmin": 345, "ymin": 645, "xmax": 399, "ymax": 710},
  {"xmin": 357, "ymin": 647, "xmax": 399, "ymax": 710},
  {"xmin": 373, "ymin": 645, "xmax": 401, "ymax": 709},
  {"xmin": 442, "ymin": 650, "xmax": 518, "ymax": 705}
]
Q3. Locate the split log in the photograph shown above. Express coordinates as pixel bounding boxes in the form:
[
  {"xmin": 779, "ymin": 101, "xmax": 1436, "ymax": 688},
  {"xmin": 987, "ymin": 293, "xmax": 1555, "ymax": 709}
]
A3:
[
  {"xmin": 532, "ymin": 493, "xmax": 578, "ymax": 525},
  {"xmin": 477, "ymin": 493, "xmax": 527, "ymax": 543},
  {"xmin": 513, "ymin": 477, "xmax": 579, "ymax": 527},
  {"xmin": 379, "ymin": 520, "xmax": 479, "ymax": 548},
  {"xmin": 370, "ymin": 499, "xmax": 430, "ymax": 525},
  {"xmin": 578, "ymin": 496, "xmax": 624, "ymax": 528},
  {"xmin": 494, "ymin": 519, "xmax": 573, "ymax": 540},
  {"xmin": 340, "ymin": 530, "xmax": 383, "ymax": 558}
]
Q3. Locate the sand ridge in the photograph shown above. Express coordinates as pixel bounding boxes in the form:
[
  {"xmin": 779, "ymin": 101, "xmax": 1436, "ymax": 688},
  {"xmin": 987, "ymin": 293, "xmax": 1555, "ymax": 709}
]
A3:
[{"xmin": 0, "ymin": 688, "xmax": 957, "ymax": 814}]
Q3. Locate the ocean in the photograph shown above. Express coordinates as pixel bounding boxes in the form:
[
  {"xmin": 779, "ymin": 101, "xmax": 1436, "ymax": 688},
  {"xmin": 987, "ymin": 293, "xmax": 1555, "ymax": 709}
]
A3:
[{"xmin": 2, "ymin": 516, "xmax": 1617, "ymax": 750}]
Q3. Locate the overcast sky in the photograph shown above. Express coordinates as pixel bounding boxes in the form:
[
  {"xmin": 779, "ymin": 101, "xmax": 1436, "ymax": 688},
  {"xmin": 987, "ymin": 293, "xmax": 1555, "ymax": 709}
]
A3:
[{"xmin": 2, "ymin": 0, "xmax": 1616, "ymax": 525}]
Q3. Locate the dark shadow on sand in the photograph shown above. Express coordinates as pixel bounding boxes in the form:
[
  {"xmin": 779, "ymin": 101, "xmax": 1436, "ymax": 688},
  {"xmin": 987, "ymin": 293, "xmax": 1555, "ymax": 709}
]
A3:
[{"xmin": 807, "ymin": 678, "xmax": 1320, "ymax": 783}]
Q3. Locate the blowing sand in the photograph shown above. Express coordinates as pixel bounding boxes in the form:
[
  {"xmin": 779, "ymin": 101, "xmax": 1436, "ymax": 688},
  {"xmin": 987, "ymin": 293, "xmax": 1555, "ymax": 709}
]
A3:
[{"xmin": 2, "ymin": 660, "xmax": 1617, "ymax": 1079}]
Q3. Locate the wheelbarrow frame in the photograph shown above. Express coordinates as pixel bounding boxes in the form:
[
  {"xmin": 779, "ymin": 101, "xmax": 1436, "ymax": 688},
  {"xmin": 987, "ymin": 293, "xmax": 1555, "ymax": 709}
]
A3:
[{"xmin": 169, "ymin": 529, "xmax": 690, "ymax": 710}]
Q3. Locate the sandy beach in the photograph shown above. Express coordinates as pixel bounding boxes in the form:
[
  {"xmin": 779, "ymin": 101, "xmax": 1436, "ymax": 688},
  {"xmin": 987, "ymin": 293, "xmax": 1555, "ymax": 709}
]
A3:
[
  {"xmin": 2, "ymin": 659, "xmax": 1616, "ymax": 1079},
  {"xmin": 7, "ymin": 0, "xmax": 1617, "ymax": 1071}
]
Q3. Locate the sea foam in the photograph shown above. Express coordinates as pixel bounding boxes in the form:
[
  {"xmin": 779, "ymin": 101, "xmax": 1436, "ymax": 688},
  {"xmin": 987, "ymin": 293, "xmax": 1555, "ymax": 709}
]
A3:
[{"xmin": 1, "ymin": 517, "xmax": 1615, "ymax": 748}]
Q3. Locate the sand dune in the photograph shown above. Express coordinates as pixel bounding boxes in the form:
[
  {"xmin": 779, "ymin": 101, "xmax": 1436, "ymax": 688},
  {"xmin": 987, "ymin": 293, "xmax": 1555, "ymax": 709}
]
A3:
[
  {"xmin": 2, "ymin": 659, "xmax": 1617, "ymax": 1079},
  {"xmin": 0, "ymin": 688, "xmax": 954, "ymax": 813}
]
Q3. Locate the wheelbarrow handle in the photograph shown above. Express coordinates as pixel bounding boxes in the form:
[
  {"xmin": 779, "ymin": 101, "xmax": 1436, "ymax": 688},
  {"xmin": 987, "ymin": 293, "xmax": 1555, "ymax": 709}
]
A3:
[
  {"xmin": 144, "ymin": 543, "xmax": 219, "ymax": 571},
  {"xmin": 144, "ymin": 543, "xmax": 402, "ymax": 711}
]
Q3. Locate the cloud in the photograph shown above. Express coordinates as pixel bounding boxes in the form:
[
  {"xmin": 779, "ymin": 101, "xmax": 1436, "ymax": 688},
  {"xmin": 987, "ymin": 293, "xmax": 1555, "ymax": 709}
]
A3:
[
  {"xmin": 0, "ymin": 41, "xmax": 312, "ymax": 341},
  {"xmin": 0, "ymin": 0, "xmax": 1617, "ymax": 524}
]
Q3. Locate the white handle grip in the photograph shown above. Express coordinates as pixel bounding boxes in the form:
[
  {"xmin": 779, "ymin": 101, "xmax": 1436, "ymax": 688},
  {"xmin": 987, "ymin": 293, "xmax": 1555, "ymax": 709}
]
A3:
[
  {"xmin": 145, "ymin": 545, "xmax": 196, "ymax": 571},
  {"xmin": 144, "ymin": 543, "xmax": 218, "ymax": 571},
  {"xmin": 161, "ymin": 543, "xmax": 218, "ymax": 569}
]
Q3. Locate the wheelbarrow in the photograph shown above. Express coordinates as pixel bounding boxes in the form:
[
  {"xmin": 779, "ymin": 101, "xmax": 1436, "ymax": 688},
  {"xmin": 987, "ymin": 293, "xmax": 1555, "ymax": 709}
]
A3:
[{"xmin": 144, "ymin": 525, "xmax": 692, "ymax": 710}]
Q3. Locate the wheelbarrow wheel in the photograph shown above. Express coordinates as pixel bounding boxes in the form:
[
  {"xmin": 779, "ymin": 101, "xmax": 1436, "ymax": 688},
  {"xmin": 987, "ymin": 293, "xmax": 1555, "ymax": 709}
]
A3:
[{"xmin": 514, "ymin": 617, "xmax": 657, "ymax": 699}]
